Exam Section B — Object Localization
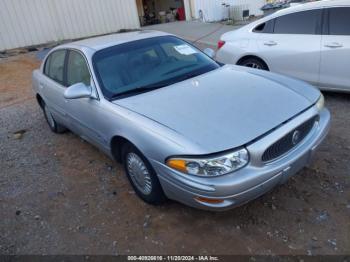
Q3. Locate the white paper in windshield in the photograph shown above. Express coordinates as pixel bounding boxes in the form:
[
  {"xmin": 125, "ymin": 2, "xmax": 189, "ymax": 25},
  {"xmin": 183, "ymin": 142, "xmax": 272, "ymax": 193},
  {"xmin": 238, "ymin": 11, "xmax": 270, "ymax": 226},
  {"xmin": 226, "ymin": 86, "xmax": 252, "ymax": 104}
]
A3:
[{"xmin": 174, "ymin": 44, "xmax": 198, "ymax": 55}]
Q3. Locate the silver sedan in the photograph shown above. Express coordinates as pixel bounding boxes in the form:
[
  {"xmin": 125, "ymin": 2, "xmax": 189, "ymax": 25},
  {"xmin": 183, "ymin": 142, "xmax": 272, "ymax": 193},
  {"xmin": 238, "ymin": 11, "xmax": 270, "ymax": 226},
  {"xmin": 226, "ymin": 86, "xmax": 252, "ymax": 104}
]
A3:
[{"xmin": 32, "ymin": 31, "xmax": 330, "ymax": 210}]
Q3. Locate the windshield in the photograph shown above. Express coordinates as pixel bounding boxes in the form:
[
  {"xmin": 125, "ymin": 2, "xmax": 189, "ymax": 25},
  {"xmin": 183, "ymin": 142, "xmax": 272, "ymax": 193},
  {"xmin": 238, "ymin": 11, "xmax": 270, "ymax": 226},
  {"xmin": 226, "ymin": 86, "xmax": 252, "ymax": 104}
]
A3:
[{"xmin": 92, "ymin": 36, "xmax": 220, "ymax": 99}]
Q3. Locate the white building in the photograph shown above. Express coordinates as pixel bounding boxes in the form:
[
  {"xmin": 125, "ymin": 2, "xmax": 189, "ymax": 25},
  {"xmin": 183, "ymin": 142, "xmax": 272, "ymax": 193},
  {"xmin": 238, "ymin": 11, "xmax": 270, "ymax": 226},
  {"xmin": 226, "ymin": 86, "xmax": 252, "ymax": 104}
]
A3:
[
  {"xmin": 0, "ymin": 0, "xmax": 266, "ymax": 51},
  {"xmin": 187, "ymin": 0, "xmax": 265, "ymax": 22},
  {"xmin": 136, "ymin": 0, "xmax": 265, "ymax": 23}
]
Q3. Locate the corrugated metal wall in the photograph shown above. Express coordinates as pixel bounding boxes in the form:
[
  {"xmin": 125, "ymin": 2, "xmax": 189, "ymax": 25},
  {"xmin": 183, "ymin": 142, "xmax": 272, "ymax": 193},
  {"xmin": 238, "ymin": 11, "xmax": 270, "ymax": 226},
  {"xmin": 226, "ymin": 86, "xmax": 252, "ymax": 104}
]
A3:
[
  {"xmin": 233, "ymin": 0, "xmax": 265, "ymax": 17},
  {"xmin": 192, "ymin": 0, "xmax": 236, "ymax": 22},
  {"xmin": 0, "ymin": 0, "xmax": 140, "ymax": 51},
  {"xmin": 190, "ymin": 0, "xmax": 265, "ymax": 22}
]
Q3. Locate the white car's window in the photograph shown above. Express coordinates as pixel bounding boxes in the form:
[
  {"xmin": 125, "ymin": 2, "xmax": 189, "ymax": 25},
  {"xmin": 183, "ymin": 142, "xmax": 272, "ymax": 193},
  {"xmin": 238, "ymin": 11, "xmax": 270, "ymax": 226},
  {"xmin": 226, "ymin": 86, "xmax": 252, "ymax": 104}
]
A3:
[
  {"xmin": 328, "ymin": 7, "xmax": 350, "ymax": 35},
  {"xmin": 253, "ymin": 19, "xmax": 274, "ymax": 33},
  {"xmin": 274, "ymin": 9, "xmax": 321, "ymax": 34},
  {"xmin": 66, "ymin": 51, "xmax": 91, "ymax": 86},
  {"xmin": 44, "ymin": 50, "xmax": 66, "ymax": 85},
  {"xmin": 93, "ymin": 36, "xmax": 220, "ymax": 100}
]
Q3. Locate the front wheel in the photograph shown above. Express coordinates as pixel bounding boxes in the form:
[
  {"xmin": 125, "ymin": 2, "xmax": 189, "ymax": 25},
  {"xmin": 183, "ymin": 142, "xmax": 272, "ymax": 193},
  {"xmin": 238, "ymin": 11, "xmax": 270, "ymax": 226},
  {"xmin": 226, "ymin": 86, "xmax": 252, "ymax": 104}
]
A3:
[
  {"xmin": 238, "ymin": 57, "xmax": 268, "ymax": 71},
  {"xmin": 122, "ymin": 143, "xmax": 166, "ymax": 205}
]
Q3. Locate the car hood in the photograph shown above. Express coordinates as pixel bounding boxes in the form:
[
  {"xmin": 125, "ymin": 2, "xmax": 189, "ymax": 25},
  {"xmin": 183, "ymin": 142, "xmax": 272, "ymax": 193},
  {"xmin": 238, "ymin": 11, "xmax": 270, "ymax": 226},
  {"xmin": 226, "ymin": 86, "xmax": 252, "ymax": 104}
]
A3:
[{"xmin": 114, "ymin": 65, "xmax": 320, "ymax": 153}]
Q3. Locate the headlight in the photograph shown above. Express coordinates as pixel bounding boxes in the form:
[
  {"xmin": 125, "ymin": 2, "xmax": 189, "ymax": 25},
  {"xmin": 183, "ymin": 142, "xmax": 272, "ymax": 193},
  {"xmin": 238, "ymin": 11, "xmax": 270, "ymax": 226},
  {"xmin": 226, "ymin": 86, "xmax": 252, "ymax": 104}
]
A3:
[
  {"xmin": 316, "ymin": 94, "xmax": 325, "ymax": 111},
  {"xmin": 166, "ymin": 148, "xmax": 249, "ymax": 177}
]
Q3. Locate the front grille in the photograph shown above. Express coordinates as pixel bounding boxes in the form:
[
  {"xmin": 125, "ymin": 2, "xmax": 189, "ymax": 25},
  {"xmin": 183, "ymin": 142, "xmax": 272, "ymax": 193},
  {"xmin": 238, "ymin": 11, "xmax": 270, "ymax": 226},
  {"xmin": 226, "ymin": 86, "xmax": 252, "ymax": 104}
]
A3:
[{"xmin": 262, "ymin": 115, "xmax": 319, "ymax": 162}]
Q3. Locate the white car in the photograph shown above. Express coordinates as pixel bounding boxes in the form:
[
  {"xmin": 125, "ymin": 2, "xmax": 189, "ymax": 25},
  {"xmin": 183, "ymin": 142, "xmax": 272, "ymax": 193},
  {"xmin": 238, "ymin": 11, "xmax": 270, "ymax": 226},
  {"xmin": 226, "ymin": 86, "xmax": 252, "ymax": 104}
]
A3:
[{"xmin": 216, "ymin": 0, "xmax": 350, "ymax": 92}]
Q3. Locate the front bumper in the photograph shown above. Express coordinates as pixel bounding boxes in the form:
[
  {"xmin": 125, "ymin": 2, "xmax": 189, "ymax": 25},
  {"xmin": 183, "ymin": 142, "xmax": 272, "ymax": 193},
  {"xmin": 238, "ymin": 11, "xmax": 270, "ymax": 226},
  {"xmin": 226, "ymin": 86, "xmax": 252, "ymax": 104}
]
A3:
[{"xmin": 151, "ymin": 106, "xmax": 331, "ymax": 211}]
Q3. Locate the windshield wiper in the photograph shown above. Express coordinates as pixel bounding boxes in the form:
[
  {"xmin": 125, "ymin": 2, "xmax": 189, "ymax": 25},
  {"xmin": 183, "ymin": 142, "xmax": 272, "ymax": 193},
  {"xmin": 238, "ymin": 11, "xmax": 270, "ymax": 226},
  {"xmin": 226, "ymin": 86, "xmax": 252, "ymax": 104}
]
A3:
[
  {"xmin": 110, "ymin": 70, "xmax": 210, "ymax": 100},
  {"xmin": 110, "ymin": 83, "xmax": 167, "ymax": 100}
]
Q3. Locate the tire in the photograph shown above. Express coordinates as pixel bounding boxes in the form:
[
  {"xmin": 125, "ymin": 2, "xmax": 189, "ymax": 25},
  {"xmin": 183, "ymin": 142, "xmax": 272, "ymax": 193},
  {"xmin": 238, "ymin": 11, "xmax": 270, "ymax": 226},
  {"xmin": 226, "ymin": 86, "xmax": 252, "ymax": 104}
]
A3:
[
  {"xmin": 122, "ymin": 143, "xmax": 166, "ymax": 205},
  {"xmin": 238, "ymin": 57, "xmax": 268, "ymax": 71},
  {"xmin": 43, "ymin": 103, "xmax": 67, "ymax": 134}
]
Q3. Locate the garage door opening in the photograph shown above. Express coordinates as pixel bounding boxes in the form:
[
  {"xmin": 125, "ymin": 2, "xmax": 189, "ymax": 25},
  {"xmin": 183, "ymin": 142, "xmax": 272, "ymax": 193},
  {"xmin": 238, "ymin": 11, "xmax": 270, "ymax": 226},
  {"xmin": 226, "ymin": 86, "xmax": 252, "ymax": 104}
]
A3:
[{"xmin": 136, "ymin": 0, "xmax": 186, "ymax": 26}]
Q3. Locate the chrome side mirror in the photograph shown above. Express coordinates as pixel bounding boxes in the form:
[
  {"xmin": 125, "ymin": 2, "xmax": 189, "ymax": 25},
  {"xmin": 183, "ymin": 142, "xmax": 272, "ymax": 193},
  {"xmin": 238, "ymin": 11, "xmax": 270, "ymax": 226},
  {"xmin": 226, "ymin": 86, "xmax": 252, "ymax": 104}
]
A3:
[
  {"xmin": 64, "ymin": 83, "xmax": 92, "ymax": 99},
  {"xmin": 203, "ymin": 48, "xmax": 216, "ymax": 58}
]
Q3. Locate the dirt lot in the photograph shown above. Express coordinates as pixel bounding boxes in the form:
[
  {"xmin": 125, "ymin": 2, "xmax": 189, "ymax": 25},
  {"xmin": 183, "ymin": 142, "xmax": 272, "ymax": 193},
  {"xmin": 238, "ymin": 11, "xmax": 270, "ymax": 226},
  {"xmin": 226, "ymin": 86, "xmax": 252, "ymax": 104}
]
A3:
[{"xmin": 0, "ymin": 52, "xmax": 349, "ymax": 256}]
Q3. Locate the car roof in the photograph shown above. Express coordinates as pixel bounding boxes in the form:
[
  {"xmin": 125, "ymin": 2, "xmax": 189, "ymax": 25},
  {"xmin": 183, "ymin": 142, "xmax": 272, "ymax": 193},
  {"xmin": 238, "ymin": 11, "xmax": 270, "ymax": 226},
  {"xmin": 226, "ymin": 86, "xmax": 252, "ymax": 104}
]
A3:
[
  {"xmin": 274, "ymin": 0, "xmax": 350, "ymax": 16},
  {"xmin": 60, "ymin": 30, "xmax": 172, "ymax": 51}
]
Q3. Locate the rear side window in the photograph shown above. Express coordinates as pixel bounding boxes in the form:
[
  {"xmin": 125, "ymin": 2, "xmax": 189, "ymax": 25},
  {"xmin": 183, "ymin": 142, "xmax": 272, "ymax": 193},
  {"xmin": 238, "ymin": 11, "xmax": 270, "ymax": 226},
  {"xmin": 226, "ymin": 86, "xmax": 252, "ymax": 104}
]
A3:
[
  {"xmin": 66, "ymin": 51, "xmax": 91, "ymax": 86},
  {"xmin": 253, "ymin": 19, "xmax": 275, "ymax": 33},
  {"xmin": 274, "ymin": 9, "xmax": 321, "ymax": 34},
  {"xmin": 44, "ymin": 50, "xmax": 66, "ymax": 85},
  {"xmin": 328, "ymin": 7, "xmax": 350, "ymax": 35}
]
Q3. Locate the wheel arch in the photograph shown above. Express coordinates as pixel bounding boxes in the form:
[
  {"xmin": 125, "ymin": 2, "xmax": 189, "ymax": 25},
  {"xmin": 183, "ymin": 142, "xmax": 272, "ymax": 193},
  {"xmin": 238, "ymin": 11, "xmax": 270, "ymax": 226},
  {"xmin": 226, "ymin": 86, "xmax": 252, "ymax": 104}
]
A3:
[
  {"xmin": 36, "ymin": 94, "xmax": 45, "ymax": 109},
  {"xmin": 236, "ymin": 55, "xmax": 270, "ymax": 71},
  {"xmin": 110, "ymin": 135, "xmax": 135, "ymax": 163}
]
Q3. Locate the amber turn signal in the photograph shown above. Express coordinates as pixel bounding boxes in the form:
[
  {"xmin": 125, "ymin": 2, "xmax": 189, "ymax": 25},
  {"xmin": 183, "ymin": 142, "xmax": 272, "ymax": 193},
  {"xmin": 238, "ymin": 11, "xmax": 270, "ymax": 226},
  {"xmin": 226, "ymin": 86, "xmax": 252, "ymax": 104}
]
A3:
[{"xmin": 166, "ymin": 159, "xmax": 187, "ymax": 173}]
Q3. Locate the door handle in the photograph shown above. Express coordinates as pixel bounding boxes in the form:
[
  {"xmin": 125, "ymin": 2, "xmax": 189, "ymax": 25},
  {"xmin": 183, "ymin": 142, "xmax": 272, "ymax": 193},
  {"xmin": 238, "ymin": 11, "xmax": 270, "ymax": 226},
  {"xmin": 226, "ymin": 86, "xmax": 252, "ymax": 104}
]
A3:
[
  {"xmin": 324, "ymin": 42, "xmax": 343, "ymax": 48},
  {"xmin": 264, "ymin": 41, "xmax": 277, "ymax": 46}
]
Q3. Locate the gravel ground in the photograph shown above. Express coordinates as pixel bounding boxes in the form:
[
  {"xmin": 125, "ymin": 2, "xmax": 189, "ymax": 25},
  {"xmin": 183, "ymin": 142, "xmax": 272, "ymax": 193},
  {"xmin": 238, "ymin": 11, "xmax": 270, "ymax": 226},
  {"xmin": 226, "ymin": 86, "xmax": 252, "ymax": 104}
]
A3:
[{"xmin": 0, "ymin": 53, "xmax": 349, "ymax": 255}]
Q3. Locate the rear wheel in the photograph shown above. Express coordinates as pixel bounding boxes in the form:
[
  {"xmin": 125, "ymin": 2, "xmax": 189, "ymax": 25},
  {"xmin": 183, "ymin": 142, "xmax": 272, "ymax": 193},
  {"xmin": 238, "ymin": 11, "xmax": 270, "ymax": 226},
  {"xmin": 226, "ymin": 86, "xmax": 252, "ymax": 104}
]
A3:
[
  {"xmin": 238, "ymin": 57, "xmax": 268, "ymax": 71},
  {"xmin": 43, "ymin": 103, "xmax": 66, "ymax": 133},
  {"xmin": 122, "ymin": 143, "xmax": 166, "ymax": 205}
]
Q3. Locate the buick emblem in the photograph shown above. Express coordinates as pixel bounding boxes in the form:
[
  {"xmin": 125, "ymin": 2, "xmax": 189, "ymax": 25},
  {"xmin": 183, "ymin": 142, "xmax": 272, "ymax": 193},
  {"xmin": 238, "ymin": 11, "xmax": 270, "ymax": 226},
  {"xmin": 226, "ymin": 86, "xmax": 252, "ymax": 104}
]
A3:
[
  {"xmin": 192, "ymin": 79, "xmax": 199, "ymax": 87},
  {"xmin": 292, "ymin": 130, "xmax": 301, "ymax": 145}
]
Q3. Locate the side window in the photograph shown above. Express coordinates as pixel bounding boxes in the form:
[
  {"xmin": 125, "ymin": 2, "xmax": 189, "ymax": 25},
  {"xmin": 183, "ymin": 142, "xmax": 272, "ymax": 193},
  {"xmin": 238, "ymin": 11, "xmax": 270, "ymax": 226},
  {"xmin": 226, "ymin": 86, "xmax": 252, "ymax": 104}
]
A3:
[
  {"xmin": 44, "ymin": 50, "xmax": 66, "ymax": 85},
  {"xmin": 44, "ymin": 55, "xmax": 51, "ymax": 75},
  {"xmin": 66, "ymin": 51, "xmax": 91, "ymax": 86},
  {"xmin": 253, "ymin": 19, "xmax": 275, "ymax": 33},
  {"xmin": 274, "ymin": 9, "xmax": 321, "ymax": 34},
  {"xmin": 328, "ymin": 7, "xmax": 350, "ymax": 35}
]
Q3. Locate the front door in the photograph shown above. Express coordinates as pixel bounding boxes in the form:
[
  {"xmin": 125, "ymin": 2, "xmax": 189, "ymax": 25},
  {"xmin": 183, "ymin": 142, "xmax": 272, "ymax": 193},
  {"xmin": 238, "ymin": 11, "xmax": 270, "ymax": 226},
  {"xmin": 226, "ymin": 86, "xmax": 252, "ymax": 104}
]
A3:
[
  {"xmin": 319, "ymin": 7, "xmax": 350, "ymax": 91},
  {"xmin": 64, "ymin": 50, "xmax": 109, "ymax": 151}
]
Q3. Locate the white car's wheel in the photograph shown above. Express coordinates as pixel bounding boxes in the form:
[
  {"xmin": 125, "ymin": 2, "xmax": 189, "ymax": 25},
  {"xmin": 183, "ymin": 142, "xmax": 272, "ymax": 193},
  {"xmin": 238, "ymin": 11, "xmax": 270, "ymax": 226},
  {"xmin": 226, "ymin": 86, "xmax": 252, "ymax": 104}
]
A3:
[{"xmin": 238, "ymin": 57, "xmax": 269, "ymax": 71}]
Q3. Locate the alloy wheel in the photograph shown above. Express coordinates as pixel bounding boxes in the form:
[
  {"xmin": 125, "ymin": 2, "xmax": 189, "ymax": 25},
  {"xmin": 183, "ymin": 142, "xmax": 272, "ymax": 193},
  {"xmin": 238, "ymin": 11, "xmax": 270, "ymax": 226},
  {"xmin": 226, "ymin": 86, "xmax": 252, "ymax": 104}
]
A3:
[{"xmin": 244, "ymin": 62, "xmax": 262, "ymax": 69}]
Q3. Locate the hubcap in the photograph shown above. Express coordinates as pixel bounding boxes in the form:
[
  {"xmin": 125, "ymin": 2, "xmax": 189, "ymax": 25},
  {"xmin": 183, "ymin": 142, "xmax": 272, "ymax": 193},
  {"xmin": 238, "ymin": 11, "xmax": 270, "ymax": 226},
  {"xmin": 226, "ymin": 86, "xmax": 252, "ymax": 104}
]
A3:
[
  {"xmin": 126, "ymin": 153, "xmax": 152, "ymax": 195},
  {"xmin": 244, "ymin": 62, "xmax": 262, "ymax": 69},
  {"xmin": 44, "ymin": 105, "xmax": 55, "ymax": 128}
]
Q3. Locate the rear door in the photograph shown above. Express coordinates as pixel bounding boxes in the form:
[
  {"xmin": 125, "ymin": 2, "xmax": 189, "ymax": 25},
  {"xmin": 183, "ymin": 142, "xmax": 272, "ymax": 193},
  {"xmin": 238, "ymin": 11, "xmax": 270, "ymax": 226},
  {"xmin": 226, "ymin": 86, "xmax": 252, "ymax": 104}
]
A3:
[
  {"xmin": 319, "ymin": 7, "xmax": 350, "ymax": 91},
  {"xmin": 40, "ymin": 49, "xmax": 69, "ymax": 126},
  {"xmin": 256, "ymin": 9, "xmax": 322, "ymax": 85}
]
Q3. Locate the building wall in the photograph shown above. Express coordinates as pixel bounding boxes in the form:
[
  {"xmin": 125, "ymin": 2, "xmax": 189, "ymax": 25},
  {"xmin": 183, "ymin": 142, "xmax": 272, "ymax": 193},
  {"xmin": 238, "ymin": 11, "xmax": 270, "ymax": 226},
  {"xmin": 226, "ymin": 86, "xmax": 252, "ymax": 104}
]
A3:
[
  {"xmin": 136, "ymin": 0, "xmax": 145, "ymax": 17},
  {"xmin": 233, "ymin": 0, "xmax": 265, "ymax": 17},
  {"xmin": 191, "ymin": 0, "xmax": 236, "ymax": 22},
  {"xmin": 184, "ymin": 0, "xmax": 193, "ymax": 20},
  {"xmin": 188, "ymin": 0, "xmax": 265, "ymax": 22},
  {"xmin": 0, "ymin": 0, "xmax": 140, "ymax": 51}
]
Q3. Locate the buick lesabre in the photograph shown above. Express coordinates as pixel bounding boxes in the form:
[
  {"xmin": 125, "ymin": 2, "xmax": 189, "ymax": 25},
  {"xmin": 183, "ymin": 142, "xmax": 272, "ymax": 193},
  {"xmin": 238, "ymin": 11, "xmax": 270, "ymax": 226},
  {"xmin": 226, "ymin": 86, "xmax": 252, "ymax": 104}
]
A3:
[{"xmin": 32, "ymin": 31, "xmax": 330, "ymax": 210}]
